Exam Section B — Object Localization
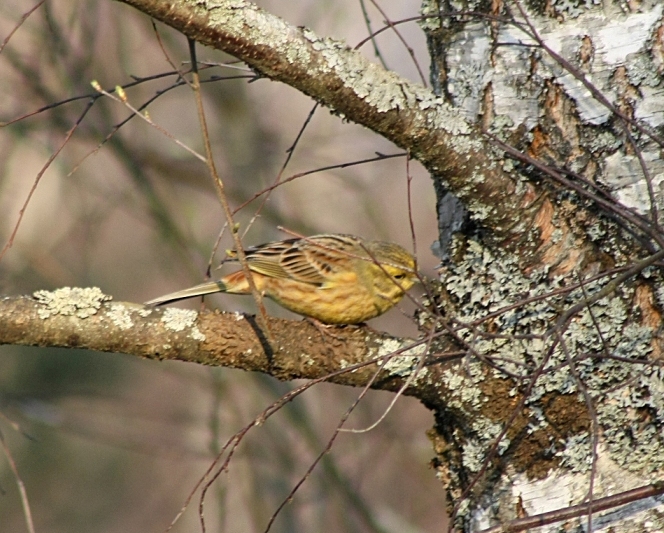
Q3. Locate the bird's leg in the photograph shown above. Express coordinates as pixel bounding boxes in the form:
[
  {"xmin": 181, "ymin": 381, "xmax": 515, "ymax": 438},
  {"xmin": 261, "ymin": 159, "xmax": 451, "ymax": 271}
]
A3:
[{"xmin": 304, "ymin": 317, "xmax": 351, "ymax": 341}]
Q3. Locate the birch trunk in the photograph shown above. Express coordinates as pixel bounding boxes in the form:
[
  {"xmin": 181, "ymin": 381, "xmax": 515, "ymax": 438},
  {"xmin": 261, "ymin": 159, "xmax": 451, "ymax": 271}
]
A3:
[{"xmin": 420, "ymin": 1, "xmax": 664, "ymax": 530}]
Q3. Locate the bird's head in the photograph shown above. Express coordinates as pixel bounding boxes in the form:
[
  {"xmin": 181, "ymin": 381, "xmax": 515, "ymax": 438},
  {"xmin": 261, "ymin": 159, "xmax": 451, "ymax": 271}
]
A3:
[{"xmin": 365, "ymin": 241, "xmax": 418, "ymax": 305}]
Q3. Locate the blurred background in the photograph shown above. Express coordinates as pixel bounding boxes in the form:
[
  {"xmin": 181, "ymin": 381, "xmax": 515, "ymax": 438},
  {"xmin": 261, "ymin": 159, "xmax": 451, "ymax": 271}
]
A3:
[{"xmin": 0, "ymin": 0, "xmax": 444, "ymax": 531}]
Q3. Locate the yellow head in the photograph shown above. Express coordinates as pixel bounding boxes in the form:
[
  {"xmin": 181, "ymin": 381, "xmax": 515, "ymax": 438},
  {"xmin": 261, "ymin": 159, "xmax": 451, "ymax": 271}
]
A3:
[{"xmin": 361, "ymin": 241, "xmax": 418, "ymax": 310}]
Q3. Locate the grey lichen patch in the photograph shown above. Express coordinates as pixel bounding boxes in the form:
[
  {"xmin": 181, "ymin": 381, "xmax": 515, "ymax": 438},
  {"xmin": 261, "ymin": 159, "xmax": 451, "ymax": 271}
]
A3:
[
  {"xmin": 284, "ymin": 27, "xmax": 311, "ymax": 65},
  {"xmin": 107, "ymin": 304, "xmax": 134, "ymax": 330},
  {"xmin": 441, "ymin": 361, "xmax": 486, "ymax": 409},
  {"xmin": 34, "ymin": 287, "xmax": 111, "ymax": 319},
  {"xmin": 324, "ymin": 48, "xmax": 415, "ymax": 114},
  {"xmin": 161, "ymin": 308, "xmax": 206, "ymax": 341},
  {"xmin": 440, "ymin": 235, "xmax": 661, "ymax": 476},
  {"xmin": 215, "ymin": 0, "xmax": 245, "ymax": 8},
  {"xmin": 586, "ymin": 130, "xmax": 620, "ymax": 153},
  {"xmin": 656, "ymin": 285, "xmax": 664, "ymax": 312},
  {"xmin": 558, "ymin": 433, "xmax": 592, "ymax": 473},
  {"xmin": 437, "ymin": 360, "xmax": 517, "ymax": 475},
  {"xmin": 381, "ymin": 340, "xmax": 428, "ymax": 383},
  {"xmin": 627, "ymin": 53, "xmax": 662, "ymax": 88},
  {"xmin": 550, "ymin": 0, "xmax": 602, "ymax": 18},
  {"xmin": 137, "ymin": 307, "xmax": 152, "ymax": 318},
  {"xmin": 463, "ymin": 418, "xmax": 510, "ymax": 473},
  {"xmin": 466, "ymin": 199, "xmax": 496, "ymax": 223},
  {"xmin": 301, "ymin": 27, "xmax": 317, "ymax": 43},
  {"xmin": 599, "ymin": 363, "xmax": 664, "ymax": 473},
  {"xmin": 418, "ymin": 0, "xmax": 443, "ymax": 32},
  {"xmin": 303, "ymin": 26, "xmax": 471, "ymax": 135},
  {"xmin": 161, "ymin": 308, "xmax": 197, "ymax": 331},
  {"xmin": 208, "ymin": 0, "xmax": 311, "ymax": 66},
  {"xmin": 448, "ymin": 133, "xmax": 484, "ymax": 155}
]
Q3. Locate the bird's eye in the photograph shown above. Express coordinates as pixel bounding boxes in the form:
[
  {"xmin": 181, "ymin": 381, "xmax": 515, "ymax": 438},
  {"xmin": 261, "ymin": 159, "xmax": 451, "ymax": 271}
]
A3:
[{"xmin": 394, "ymin": 273, "xmax": 406, "ymax": 280}]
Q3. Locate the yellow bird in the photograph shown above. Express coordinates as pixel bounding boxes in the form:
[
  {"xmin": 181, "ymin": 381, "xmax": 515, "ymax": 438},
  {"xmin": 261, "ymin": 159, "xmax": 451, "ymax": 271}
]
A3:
[{"xmin": 145, "ymin": 234, "xmax": 417, "ymax": 324}]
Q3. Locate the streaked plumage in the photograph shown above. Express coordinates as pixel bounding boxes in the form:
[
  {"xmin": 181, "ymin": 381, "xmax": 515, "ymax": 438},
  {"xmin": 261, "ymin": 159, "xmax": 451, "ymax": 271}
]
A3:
[{"xmin": 145, "ymin": 234, "xmax": 417, "ymax": 324}]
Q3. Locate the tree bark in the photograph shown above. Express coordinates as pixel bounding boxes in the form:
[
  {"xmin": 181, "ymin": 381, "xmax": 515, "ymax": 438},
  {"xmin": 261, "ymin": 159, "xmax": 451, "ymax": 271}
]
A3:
[
  {"xmin": 1, "ymin": 288, "xmax": 451, "ymax": 398},
  {"xmin": 2, "ymin": 0, "xmax": 663, "ymax": 531},
  {"xmin": 421, "ymin": 1, "xmax": 664, "ymax": 531}
]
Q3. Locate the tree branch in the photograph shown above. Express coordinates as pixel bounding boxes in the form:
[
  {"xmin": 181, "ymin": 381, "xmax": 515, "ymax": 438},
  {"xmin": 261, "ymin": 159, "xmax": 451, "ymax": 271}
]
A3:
[
  {"xmin": 116, "ymin": 0, "xmax": 528, "ymax": 236},
  {"xmin": 0, "ymin": 287, "xmax": 452, "ymax": 404}
]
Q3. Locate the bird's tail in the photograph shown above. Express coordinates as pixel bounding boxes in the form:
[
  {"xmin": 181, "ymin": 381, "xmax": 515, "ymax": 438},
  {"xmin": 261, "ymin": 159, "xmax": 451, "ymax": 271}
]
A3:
[{"xmin": 144, "ymin": 280, "xmax": 228, "ymax": 306}]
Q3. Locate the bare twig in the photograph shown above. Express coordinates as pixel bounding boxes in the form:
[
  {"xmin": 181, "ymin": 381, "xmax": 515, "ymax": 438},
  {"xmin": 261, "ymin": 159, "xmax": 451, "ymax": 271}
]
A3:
[
  {"xmin": 0, "ymin": 428, "xmax": 35, "ymax": 533},
  {"xmin": 0, "ymin": 0, "xmax": 46, "ymax": 55},
  {"xmin": 477, "ymin": 482, "xmax": 664, "ymax": 533},
  {"xmin": 0, "ymin": 99, "xmax": 95, "ymax": 263},
  {"xmin": 187, "ymin": 38, "xmax": 274, "ymax": 346}
]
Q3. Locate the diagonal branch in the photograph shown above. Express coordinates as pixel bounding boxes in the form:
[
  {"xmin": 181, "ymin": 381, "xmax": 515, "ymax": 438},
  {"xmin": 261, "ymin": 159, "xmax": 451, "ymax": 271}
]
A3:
[
  {"xmin": 117, "ymin": 0, "xmax": 527, "ymax": 236},
  {"xmin": 0, "ymin": 288, "xmax": 455, "ymax": 405}
]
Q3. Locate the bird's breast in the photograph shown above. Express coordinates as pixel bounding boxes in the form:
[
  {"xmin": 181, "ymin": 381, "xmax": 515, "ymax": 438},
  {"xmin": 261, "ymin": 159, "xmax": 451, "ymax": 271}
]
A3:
[{"xmin": 262, "ymin": 276, "xmax": 380, "ymax": 324}]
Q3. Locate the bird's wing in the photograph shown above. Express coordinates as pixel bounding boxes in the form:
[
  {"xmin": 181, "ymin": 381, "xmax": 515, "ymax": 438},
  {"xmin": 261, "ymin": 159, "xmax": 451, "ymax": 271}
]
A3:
[
  {"xmin": 237, "ymin": 235, "xmax": 360, "ymax": 286},
  {"xmin": 285, "ymin": 235, "xmax": 362, "ymax": 285}
]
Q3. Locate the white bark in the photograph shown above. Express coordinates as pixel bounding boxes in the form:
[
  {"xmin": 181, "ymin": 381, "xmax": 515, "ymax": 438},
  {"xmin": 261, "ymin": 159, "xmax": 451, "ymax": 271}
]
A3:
[
  {"xmin": 435, "ymin": 1, "xmax": 664, "ymax": 214},
  {"xmin": 422, "ymin": 1, "xmax": 664, "ymax": 530}
]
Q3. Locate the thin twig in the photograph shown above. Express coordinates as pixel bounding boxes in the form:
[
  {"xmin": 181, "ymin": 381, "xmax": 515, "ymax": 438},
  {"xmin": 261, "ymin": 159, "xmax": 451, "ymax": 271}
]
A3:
[
  {"xmin": 240, "ymin": 102, "xmax": 319, "ymax": 239},
  {"xmin": 91, "ymin": 82, "xmax": 206, "ymax": 163},
  {"xmin": 232, "ymin": 152, "xmax": 406, "ymax": 214},
  {"xmin": 358, "ymin": 0, "xmax": 390, "ymax": 69},
  {"xmin": 367, "ymin": 0, "xmax": 427, "ymax": 85},
  {"xmin": 0, "ymin": 429, "xmax": 35, "ymax": 533},
  {"xmin": 0, "ymin": 98, "xmax": 95, "ymax": 263},
  {"xmin": 187, "ymin": 338, "xmax": 430, "ymax": 533},
  {"xmin": 340, "ymin": 329, "xmax": 436, "ymax": 433},
  {"xmin": 187, "ymin": 38, "xmax": 274, "ymax": 346},
  {"xmin": 0, "ymin": 0, "xmax": 46, "ymax": 54},
  {"xmin": 477, "ymin": 482, "xmax": 664, "ymax": 533}
]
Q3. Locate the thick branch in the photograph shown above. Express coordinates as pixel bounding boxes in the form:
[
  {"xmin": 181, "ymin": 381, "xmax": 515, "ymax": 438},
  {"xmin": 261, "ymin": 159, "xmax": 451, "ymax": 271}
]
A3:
[
  {"xmin": 0, "ymin": 288, "xmax": 450, "ymax": 405},
  {"xmin": 116, "ymin": 0, "xmax": 528, "ymax": 236}
]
